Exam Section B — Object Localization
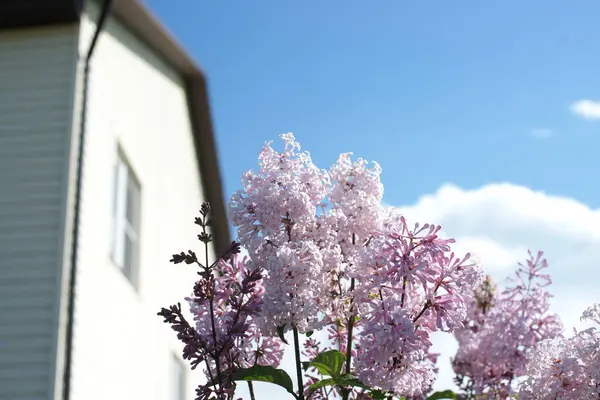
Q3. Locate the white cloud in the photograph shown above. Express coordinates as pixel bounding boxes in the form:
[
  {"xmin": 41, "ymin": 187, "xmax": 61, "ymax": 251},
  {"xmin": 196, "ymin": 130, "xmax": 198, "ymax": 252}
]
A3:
[
  {"xmin": 570, "ymin": 99, "xmax": 600, "ymax": 120},
  {"xmin": 238, "ymin": 183, "xmax": 600, "ymax": 398},
  {"xmin": 396, "ymin": 182, "xmax": 600, "ymax": 391},
  {"xmin": 530, "ymin": 128, "xmax": 553, "ymax": 139}
]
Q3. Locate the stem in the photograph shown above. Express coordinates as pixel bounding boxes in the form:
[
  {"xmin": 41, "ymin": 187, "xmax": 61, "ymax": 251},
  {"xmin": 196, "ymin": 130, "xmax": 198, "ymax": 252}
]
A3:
[
  {"xmin": 247, "ymin": 381, "xmax": 256, "ymax": 400},
  {"xmin": 342, "ymin": 234, "xmax": 357, "ymax": 400},
  {"xmin": 208, "ymin": 289, "xmax": 222, "ymax": 383},
  {"xmin": 345, "ymin": 278, "xmax": 356, "ymax": 375},
  {"xmin": 399, "ymin": 276, "xmax": 408, "ymax": 308},
  {"xmin": 342, "ymin": 278, "xmax": 356, "ymax": 400},
  {"xmin": 205, "ymin": 359, "xmax": 217, "ymax": 392},
  {"xmin": 412, "ymin": 300, "xmax": 431, "ymax": 324},
  {"xmin": 204, "ymin": 223, "xmax": 223, "ymax": 386},
  {"xmin": 400, "ymin": 239, "xmax": 411, "ymax": 309},
  {"xmin": 292, "ymin": 326, "xmax": 305, "ymax": 400},
  {"xmin": 413, "ymin": 276, "xmax": 445, "ymax": 325}
]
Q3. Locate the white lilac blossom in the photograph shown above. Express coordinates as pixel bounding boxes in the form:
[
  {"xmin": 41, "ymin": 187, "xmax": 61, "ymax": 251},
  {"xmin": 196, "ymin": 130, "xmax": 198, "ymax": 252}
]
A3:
[
  {"xmin": 452, "ymin": 251, "xmax": 563, "ymax": 398},
  {"xmin": 519, "ymin": 304, "xmax": 600, "ymax": 399}
]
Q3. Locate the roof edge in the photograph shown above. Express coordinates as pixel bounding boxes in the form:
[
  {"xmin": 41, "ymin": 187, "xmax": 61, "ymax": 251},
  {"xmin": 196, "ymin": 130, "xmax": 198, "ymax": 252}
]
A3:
[
  {"xmin": 110, "ymin": 0, "xmax": 203, "ymax": 77},
  {"xmin": 186, "ymin": 78, "xmax": 231, "ymax": 255},
  {"xmin": 109, "ymin": 0, "xmax": 231, "ymax": 253}
]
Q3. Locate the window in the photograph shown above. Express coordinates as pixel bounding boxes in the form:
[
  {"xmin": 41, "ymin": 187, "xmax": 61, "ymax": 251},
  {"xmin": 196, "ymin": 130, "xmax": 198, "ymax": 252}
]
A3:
[
  {"xmin": 111, "ymin": 151, "xmax": 141, "ymax": 284},
  {"xmin": 171, "ymin": 354, "xmax": 186, "ymax": 400}
]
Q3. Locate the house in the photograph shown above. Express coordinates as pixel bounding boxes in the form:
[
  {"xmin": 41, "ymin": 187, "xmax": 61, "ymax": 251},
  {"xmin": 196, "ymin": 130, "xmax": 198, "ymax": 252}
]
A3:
[{"xmin": 0, "ymin": 0, "xmax": 230, "ymax": 399}]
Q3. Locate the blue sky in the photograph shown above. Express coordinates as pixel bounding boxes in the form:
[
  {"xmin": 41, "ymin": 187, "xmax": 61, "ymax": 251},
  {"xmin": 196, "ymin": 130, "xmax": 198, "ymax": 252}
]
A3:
[
  {"xmin": 146, "ymin": 0, "xmax": 600, "ymax": 395},
  {"xmin": 148, "ymin": 0, "xmax": 600, "ymax": 209}
]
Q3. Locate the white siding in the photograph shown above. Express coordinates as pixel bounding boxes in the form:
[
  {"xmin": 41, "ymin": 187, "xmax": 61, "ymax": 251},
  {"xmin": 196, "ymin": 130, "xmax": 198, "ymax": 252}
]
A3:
[
  {"xmin": 0, "ymin": 25, "xmax": 79, "ymax": 400},
  {"xmin": 68, "ymin": 4, "xmax": 214, "ymax": 400}
]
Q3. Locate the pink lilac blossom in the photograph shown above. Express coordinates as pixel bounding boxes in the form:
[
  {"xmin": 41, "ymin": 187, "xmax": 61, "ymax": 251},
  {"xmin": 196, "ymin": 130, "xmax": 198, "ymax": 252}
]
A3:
[
  {"xmin": 228, "ymin": 135, "xmax": 386, "ymax": 333},
  {"xmin": 229, "ymin": 133, "xmax": 484, "ymax": 398},
  {"xmin": 328, "ymin": 152, "xmax": 384, "ymax": 268},
  {"xmin": 352, "ymin": 215, "xmax": 484, "ymax": 396},
  {"xmin": 159, "ymin": 224, "xmax": 285, "ymax": 400},
  {"xmin": 324, "ymin": 152, "xmax": 385, "ymax": 324},
  {"xmin": 452, "ymin": 251, "xmax": 563, "ymax": 398},
  {"xmin": 229, "ymin": 134, "xmax": 335, "ymax": 334},
  {"xmin": 186, "ymin": 254, "xmax": 284, "ymax": 389},
  {"xmin": 519, "ymin": 304, "xmax": 600, "ymax": 400}
]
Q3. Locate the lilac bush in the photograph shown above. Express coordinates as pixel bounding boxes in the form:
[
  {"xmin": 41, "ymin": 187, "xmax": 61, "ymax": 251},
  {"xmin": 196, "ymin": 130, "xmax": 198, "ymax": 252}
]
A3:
[{"xmin": 158, "ymin": 134, "xmax": 597, "ymax": 400}]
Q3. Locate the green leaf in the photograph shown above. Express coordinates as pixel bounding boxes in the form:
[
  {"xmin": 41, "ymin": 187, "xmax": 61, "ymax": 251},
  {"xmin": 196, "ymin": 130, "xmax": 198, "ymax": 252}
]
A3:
[
  {"xmin": 310, "ymin": 350, "xmax": 346, "ymax": 377},
  {"xmin": 335, "ymin": 374, "xmax": 368, "ymax": 390},
  {"xmin": 369, "ymin": 389, "xmax": 388, "ymax": 400},
  {"xmin": 306, "ymin": 330, "xmax": 314, "ymax": 337},
  {"xmin": 308, "ymin": 377, "xmax": 336, "ymax": 394},
  {"xmin": 427, "ymin": 390, "xmax": 458, "ymax": 400},
  {"xmin": 307, "ymin": 374, "xmax": 368, "ymax": 397},
  {"xmin": 277, "ymin": 324, "xmax": 289, "ymax": 345},
  {"xmin": 231, "ymin": 365, "xmax": 295, "ymax": 395},
  {"xmin": 302, "ymin": 361, "xmax": 311, "ymax": 371}
]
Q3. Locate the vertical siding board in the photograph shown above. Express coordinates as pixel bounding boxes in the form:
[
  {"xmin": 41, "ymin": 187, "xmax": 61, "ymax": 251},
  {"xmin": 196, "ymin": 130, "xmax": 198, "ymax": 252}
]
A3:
[{"xmin": 0, "ymin": 25, "xmax": 78, "ymax": 400}]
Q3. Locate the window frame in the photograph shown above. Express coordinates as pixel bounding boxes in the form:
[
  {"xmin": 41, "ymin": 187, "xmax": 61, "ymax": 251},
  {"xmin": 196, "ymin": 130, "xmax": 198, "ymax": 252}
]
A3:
[{"xmin": 110, "ymin": 148, "xmax": 142, "ymax": 287}]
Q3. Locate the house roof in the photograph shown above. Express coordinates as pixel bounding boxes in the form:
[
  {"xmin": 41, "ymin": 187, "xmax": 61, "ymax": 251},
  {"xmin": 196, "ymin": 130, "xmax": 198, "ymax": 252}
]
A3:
[{"xmin": 0, "ymin": 0, "xmax": 231, "ymax": 254}]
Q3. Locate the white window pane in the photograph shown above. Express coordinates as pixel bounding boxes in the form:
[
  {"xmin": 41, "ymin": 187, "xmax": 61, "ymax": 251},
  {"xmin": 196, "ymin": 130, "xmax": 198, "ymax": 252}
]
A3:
[
  {"xmin": 126, "ymin": 172, "xmax": 140, "ymax": 230},
  {"xmin": 111, "ymin": 162, "xmax": 119, "ymax": 259},
  {"xmin": 112, "ymin": 160, "xmax": 128, "ymax": 268},
  {"xmin": 124, "ymin": 232, "xmax": 137, "ymax": 278},
  {"xmin": 112, "ymin": 162, "xmax": 119, "ymax": 221}
]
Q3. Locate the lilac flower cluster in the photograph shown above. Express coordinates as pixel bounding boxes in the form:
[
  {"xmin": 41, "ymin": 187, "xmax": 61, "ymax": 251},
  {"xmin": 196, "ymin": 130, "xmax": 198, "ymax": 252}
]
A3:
[
  {"xmin": 158, "ymin": 204, "xmax": 283, "ymax": 400},
  {"xmin": 519, "ymin": 303, "xmax": 600, "ymax": 399},
  {"xmin": 452, "ymin": 251, "xmax": 563, "ymax": 398},
  {"xmin": 229, "ymin": 134, "xmax": 334, "ymax": 334},
  {"xmin": 188, "ymin": 254, "xmax": 285, "ymax": 378},
  {"xmin": 351, "ymin": 214, "xmax": 482, "ymax": 396},
  {"xmin": 230, "ymin": 134, "xmax": 484, "ymax": 398}
]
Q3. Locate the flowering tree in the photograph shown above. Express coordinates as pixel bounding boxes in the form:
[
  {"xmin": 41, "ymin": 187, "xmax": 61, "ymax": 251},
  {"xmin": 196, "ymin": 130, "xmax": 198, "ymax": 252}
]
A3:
[{"xmin": 157, "ymin": 134, "xmax": 598, "ymax": 399}]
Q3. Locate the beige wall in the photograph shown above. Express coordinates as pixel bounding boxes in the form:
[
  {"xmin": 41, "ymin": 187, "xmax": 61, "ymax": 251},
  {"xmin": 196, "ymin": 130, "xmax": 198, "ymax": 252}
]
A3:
[{"xmin": 69, "ymin": 3, "xmax": 214, "ymax": 399}]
